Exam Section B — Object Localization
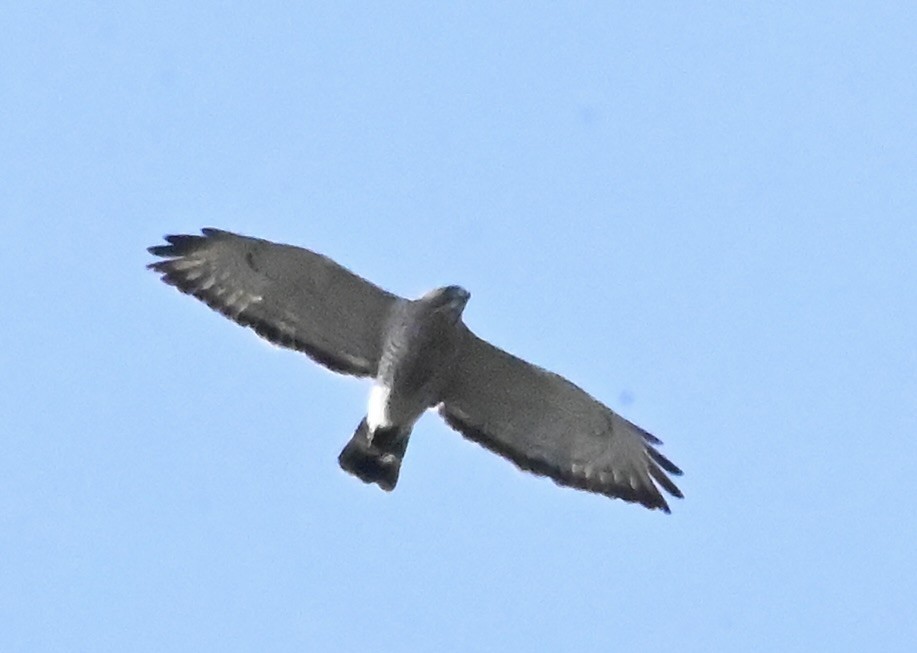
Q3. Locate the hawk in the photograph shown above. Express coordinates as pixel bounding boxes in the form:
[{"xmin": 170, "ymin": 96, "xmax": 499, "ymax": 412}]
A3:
[{"xmin": 147, "ymin": 229, "xmax": 683, "ymax": 512}]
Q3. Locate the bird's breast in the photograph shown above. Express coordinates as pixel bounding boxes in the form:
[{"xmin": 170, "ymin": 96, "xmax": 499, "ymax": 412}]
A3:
[{"xmin": 371, "ymin": 311, "xmax": 462, "ymax": 427}]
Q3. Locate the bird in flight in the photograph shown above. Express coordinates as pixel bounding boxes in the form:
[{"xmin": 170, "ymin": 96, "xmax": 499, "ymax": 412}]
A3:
[{"xmin": 147, "ymin": 229, "xmax": 683, "ymax": 512}]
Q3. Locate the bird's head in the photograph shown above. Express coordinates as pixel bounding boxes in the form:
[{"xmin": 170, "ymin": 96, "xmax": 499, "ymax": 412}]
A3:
[{"xmin": 423, "ymin": 285, "xmax": 471, "ymax": 320}]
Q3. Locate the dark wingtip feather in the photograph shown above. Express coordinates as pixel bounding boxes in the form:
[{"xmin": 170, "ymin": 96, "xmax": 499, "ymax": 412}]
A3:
[
  {"xmin": 146, "ymin": 260, "xmax": 170, "ymax": 272},
  {"xmin": 647, "ymin": 446, "xmax": 683, "ymax": 476},
  {"xmin": 165, "ymin": 234, "xmax": 207, "ymax": 253},
  {"xmin": 640, "ymin": 432, "xmax": 663, "ymax": 446},
  {"xmin": 620, "ymin": 415, "xmax": 664, "ymax": 445},
  {"xmin": 147, "ymin": 244, "xmax": 176, "ymax": 257},
  {"xmin": 648, "ymin": 462, "xmax": 684, "ymax": 500},
  {"xmin": 147, "ymin": 231, "xmax": 218, "ymax": 260}
]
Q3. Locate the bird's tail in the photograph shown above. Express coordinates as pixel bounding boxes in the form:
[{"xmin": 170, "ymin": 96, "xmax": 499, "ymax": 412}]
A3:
[{"xmin": 338, "ymin": 417, "xmax": 410, "ymax": 491}]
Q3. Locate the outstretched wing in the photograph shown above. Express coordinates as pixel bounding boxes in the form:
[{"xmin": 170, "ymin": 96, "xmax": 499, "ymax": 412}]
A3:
[
  {"xmin": 148, "ymin": 228, "xmax": 401, "ymax": 377},
  {"xmin": 439, "ymin": 327, "xmax": 683, "ymax": 512}
]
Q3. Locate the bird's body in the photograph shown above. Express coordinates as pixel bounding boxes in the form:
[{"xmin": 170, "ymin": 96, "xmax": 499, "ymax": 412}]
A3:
[
  {"xmin": 148, "ymin": 228, "xmax": 684, "ymax": 512},
  {"xmin": 339, "ymin": 287, "xmax": 469, "ymax": 490},
  {"xmin": 373, "ymin": 287, "xmax": 469, "ymax": 430}
]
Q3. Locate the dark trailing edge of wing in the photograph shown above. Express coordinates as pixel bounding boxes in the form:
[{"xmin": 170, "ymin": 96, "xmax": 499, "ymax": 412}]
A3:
[
  {"xmin": 439, "ymin": 407, "xmax": 683, "ymax": 513},
  {"xmin": 146, "ymin": 229, "xmax": 374, "ymax": 377}
]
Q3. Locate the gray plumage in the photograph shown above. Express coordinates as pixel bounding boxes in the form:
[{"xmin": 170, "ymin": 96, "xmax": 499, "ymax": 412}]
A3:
[{"xmin": 148, "ymin": 228, "xmax": 683, "ymax": 512}]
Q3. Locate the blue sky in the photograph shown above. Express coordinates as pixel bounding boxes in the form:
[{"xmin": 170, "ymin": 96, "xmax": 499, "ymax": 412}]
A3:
[{"xmin": 2, "ymin": 2, "xmax": 915, "ymax": 651}]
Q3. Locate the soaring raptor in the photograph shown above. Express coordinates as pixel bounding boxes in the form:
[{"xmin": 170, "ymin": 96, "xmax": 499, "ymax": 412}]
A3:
[{"xmin": 147, "ymin": 229, "xmax": 683, "ymax": 512}]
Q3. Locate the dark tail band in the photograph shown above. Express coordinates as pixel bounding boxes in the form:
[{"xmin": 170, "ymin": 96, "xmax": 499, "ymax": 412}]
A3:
[{"xmin": 338, "ymin": 418, "xmax": 410, "ymax": 491}]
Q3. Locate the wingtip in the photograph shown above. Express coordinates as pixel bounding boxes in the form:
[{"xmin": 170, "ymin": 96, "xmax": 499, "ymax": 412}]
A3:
[
  {"xmin": 146, "ymin": 232, "xmax": 211, "ymax": 260},
  {"xmin": 147, "ymin": 244, "xmax": 174, "ymax": 257},
  {"xmin": 647, "ymin": 447, "xmax": 683, "ymax": 476}
]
